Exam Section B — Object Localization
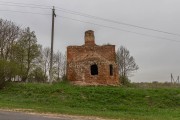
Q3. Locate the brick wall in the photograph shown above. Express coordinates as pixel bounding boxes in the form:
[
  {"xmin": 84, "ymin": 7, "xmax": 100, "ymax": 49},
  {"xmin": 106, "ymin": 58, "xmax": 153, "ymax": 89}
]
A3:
[{"xmin": 66, "ymin": 30, "xmax": 119, "ymax": 85}]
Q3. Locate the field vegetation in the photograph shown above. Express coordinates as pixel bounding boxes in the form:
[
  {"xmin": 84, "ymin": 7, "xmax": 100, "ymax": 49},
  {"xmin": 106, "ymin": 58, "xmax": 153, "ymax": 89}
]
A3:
[{"xmin": 0, "ymin": 82, "xmax": 179, "ymax": 120}]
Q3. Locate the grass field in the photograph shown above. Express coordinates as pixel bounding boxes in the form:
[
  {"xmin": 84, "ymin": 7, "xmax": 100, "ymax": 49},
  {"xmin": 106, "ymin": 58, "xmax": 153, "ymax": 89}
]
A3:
[{"xmin": 0, "ymin": 82, "xmax": 179, "ymax": 120}]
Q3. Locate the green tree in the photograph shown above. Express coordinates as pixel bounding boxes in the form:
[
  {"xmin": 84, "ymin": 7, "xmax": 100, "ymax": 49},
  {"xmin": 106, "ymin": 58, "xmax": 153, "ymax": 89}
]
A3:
[
  {"xmin": 0, "ymin": 60, "xmax": 7, "ymax": 88},
  {"xmin": 0, "ymin": 19, "xmax": 42, "ymax": 84},
  {"xmin": 0, "ymin": 18, "xmax": 21, "ymax": 85},
  {"xmin": 11, "ymin": 43, "xmax": 26, "ymax": 80},
  {"xmin": 15, "ymin": 27, "xmax": 41, "ymax": 82}
]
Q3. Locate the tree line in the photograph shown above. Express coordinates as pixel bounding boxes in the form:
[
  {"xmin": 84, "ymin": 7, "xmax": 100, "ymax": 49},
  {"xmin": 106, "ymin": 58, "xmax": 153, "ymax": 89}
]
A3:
[
  {"xmin": 0, "ymin": 18, "xmax": 139, "ymax": 87},
  {"xmin": 0, "ymin": 18, "xmax": 66, "ymax": 88}
]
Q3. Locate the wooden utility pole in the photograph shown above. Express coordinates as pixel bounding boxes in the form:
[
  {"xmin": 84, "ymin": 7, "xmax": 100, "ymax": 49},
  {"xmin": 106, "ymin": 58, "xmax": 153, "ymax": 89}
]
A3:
[{"xmin": 49, "ymin": 6, "xmax": 56, "ymax": 84}]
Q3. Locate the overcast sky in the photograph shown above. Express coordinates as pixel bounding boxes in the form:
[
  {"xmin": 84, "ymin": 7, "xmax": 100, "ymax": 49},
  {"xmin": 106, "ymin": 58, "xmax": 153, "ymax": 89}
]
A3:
[{"xmin": 0, "ymin": 0, "xmax": 180, "ymax": 82}]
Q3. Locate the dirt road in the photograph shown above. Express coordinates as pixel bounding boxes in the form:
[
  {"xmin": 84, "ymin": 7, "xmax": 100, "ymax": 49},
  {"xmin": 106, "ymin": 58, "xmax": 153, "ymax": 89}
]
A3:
[{"xmin": 0, "ymin": 110, "xmax": 108, "ymax": 120}]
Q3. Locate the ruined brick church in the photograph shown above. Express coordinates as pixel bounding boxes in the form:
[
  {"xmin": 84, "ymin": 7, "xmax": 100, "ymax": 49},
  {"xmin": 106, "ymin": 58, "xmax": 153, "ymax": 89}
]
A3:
[{"xmin": 67, "ymin": 30, "xmax": 119, "ymax": 85}]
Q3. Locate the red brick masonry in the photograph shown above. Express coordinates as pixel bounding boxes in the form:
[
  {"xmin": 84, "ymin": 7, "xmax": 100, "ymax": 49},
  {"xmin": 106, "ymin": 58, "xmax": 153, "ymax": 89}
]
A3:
[{"xmin": 67, "ymin": 30, "xmax": 119, "ymax": 85}]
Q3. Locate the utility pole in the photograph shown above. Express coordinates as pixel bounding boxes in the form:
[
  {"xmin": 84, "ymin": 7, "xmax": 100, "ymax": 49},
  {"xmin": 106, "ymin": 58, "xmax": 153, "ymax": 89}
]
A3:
[
  {"xmin": 171, "ymin": 73, "xmax": 174, "ymax": 83},
  {"xmin": 171, "ymin": 73, "xmax": 180, "ymax": 84},
  {"xmin": 177, "ymin": 76, "xmax": 180, "ymax": 84},
  {"xmin": 49, "ymin": 6, "xmax": 56, "ymax": 84}
]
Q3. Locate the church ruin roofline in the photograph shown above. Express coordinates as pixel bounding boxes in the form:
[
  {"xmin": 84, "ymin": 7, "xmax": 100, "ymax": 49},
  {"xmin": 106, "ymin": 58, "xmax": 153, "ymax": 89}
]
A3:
[
  {"xmin": 67, "ymin": 44, "xmax": 115, "ymax": 48},
  {"xmin": 67, "ymin": 30, "xmax": 116, "ymax": 47}
]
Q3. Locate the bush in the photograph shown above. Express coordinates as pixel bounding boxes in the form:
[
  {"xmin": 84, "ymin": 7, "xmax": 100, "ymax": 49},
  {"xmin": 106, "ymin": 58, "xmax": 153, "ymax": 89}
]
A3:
[
  {"xmin": 29, "ymin": 67, "xmax": 47, "ymax": 83},
  {"xmin": 0, "ymin": 60, "xmax": 8, "ymax": 89},
  {"xmin": 0, "ymin": 77, "xmax": 5, "ymax": 89},
  {"xmin": 0, "ymin": 60, "xmax": 21, "ymax": 89},
  {"xmin": 120, "ymin": 76, "xmax": 131, "ymax": 86}
]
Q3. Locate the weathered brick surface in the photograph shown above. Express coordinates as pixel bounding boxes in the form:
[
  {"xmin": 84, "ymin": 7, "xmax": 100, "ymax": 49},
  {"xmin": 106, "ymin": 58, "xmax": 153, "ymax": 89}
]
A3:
[{"xmin": 67, "ymin": 30, "xmax": 119, "ymax": 85}]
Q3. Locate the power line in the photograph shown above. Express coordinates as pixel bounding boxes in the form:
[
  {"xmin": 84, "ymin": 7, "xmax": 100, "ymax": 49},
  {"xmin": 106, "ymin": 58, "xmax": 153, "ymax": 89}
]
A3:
[
  {"xmin": 0, "ymin": 0, "xmax": 179, "ymax": 37},
  {"xmin": 0, "ymin": 1, "xmax": 51, "ymax": 8},
  {"xmin": 56, "ymin": 7, "xmax": 180, "ymax": 37},
  {"xmin": 0, "ymin": 9, "xmax": 51, "ymax": 16},
  {"xmin": 0, "ymin": 3, "xmax": 50, "ymax": 10},
  {"xmin": 56, "ymin": 15, "xmax": 180, "ymax": 43},
  {"xmin": 0, "ymin": 5, "xmax": 179, "ymax": 43}
]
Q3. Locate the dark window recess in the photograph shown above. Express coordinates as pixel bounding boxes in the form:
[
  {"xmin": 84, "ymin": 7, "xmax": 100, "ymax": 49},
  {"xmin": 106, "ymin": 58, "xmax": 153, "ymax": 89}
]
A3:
[
  {"xmin": 110, "ymin": 65, "xmax": 113, "ymax": 76},
  {"xmin": 91, "ymin": 64, "xmax": 98, "ymax": 75}
]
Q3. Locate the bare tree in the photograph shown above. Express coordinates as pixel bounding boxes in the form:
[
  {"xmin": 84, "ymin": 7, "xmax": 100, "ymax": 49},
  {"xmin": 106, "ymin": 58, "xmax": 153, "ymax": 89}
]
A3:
[
  {"xmin": 54, "ymin": 51, "xmax": 62, "ymax": 80},
  {"xmin": 54, "ymin": 51, "xmax": 67, "ymax": 81},
  {"xmin": 116, "ymin": 46, "xmax": 139, "ymax": 78},
  {"xmin": 41, "ymin": 47, "xmax": 51, "ymax": 81},
  {"xmin": 62, "ymin": 53, "xmax": 67, "ymax": 78},
  {"xmin": 0, "ymin": 19, "xmax": 20, "ymax": 60}
]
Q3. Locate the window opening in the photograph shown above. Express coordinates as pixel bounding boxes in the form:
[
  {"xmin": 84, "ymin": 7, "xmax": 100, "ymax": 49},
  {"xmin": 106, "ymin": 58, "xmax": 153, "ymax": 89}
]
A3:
[
  {"xmin": 110, "ymin": 65, "xmax": 113, "ymax": 76},
  {"xmin": 91, "ymin": 64, "xmax": 98, "ymax": 75}
]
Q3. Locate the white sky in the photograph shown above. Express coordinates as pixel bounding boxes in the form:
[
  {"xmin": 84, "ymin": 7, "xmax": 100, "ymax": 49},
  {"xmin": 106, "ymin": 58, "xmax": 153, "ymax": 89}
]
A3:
[{"xmin": 0, "ymin": 0, "xmax": 180, "ymax": 82}]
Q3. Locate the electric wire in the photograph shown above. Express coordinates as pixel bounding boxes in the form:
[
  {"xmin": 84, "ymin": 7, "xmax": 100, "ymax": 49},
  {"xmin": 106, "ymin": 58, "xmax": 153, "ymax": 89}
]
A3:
[
  {"xmin": 0, "ymin": 3, "xmax": 51, "ymax": 10},
  {"xmin": 56, "ymin": 15, "xmax": 180, "ymax": 43},
  {"xmin": 0, "ymin": 1, "xmax": 51, "ymax": 8},
  {"xmin": 56, "ymin": 7, "xmax": 180, "ymax": 37},
  {"xmin": 0, "ymin": 1, "xmax": 179, "ymax": 43},
  {"xmin": 0, "ymin": 0, "xmax": 179, "ymax": 37},
  {"xmin": 0, "ymin": 9, "xmax": 51, "ymax": 16}
]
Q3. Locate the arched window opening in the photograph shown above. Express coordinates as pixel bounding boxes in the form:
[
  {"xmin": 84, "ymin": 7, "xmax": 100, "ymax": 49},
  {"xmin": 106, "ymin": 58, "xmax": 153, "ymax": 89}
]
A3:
[
  {"xmin": 110, "ymin": 65, "xmax": 113, "ymax": 76},
  {"xmin": 91, "ymin": 64, "xmax": 98, "ymax": 75}
]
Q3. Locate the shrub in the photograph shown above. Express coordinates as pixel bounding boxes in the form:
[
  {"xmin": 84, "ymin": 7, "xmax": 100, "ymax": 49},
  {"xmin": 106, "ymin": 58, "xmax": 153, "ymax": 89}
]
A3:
[
  {"xmin": 0, "ymin": 60, "xmax": 21, "ymax": 89},
  {"xmin": 0, "ymin": 60, "xmax": 8, "ymax": 89},
  {"xmin": 29, "ymin": 67, "xmax": 47, "ymax": 83},
  {"xmin": 120, "ymin": 76, "xmax": 131, "ymax": 86}
]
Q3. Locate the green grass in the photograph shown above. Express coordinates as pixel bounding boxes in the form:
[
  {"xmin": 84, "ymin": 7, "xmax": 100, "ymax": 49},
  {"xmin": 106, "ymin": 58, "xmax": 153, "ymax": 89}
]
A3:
[{"xmin": 0, "ymin": 82, "xmax": 180, "ymax": 120}]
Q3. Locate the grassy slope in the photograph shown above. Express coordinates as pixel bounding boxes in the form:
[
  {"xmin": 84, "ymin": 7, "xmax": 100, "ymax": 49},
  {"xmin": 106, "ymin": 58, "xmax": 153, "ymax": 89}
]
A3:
[{"xmin": 0, "ymin": 82, "xmax": 179, "ymax": 120}]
